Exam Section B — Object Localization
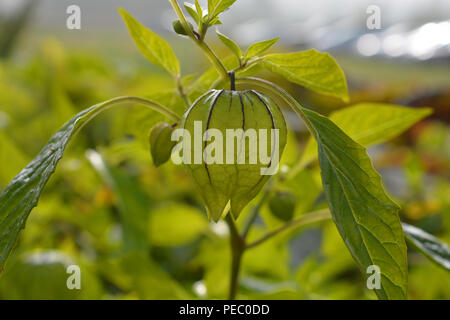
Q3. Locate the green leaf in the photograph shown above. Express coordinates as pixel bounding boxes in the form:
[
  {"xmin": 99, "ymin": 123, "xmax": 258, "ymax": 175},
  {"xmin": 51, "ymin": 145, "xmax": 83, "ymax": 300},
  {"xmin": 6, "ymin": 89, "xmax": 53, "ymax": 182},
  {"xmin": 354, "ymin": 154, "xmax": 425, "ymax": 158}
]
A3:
[
  {"xmin": 118, "ymin": 8, "xmax": 180, "ymax": 76},
  {"xmin": 0, "ymin": 102, "xmax": 113, "ymax": 270},
  {"xmin": 216, "ymin": 30, "xmax": 242, "ymax": 61},
  {"xmin": 262, "ymin": 49, "xmax": 349, "ymax": 101},
  {"xmin": 207, "ymin": 0, "xmax": 238, "ymax": 19},
  {"xmin": 300, "ymin": 104, "xmax": 432, "ymax": 168},
  {"xmin": 237, "ymin": 77, "xmax": 410, "ymax": 299},
  {"xmin": 195, "ymin": 0, "xmax": 204, "ymax": 20},
  {"xmin": 244, "ymin": 37, "xmax": 279, "ymax": 61},
  {"xmin": 0, "ymin": 97, "xmax": 173, "ymax": 270},
  {"xmin": 209, "ymin": 17, "xmax": 222, "ymax": 25},
  {"xmin": 300, "ymin": 107, "xmax": 408, "ymax": 299},
  {"xmin": 184, "ymin": 2, "xmax": 200, "ymax": 24},
  {"xmin": 403, "ymin": 223, "xmax": 450, "ymax": 271}
]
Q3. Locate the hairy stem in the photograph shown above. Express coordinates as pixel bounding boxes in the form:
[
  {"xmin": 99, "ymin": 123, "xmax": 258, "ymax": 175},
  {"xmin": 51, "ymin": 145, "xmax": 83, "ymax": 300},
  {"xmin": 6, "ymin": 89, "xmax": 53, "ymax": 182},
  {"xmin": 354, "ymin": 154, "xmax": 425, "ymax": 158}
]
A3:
[
  {"xmin": 246, "ymin": 209, "xmax": 331, "ymax": 250},
  {"xmin": 168, "ymin": 0, "xmax": 229, "ymax": 80},
  {"xmin": 225, "ymin": 213, "xmax": 245, "ymax": 300}
]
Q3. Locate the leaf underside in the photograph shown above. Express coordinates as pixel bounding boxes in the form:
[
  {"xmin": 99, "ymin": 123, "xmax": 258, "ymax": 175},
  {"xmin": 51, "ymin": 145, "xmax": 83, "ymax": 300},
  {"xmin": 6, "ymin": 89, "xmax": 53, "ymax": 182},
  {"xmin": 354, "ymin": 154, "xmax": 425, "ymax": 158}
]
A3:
[
  {"xmin": 0, "ymin": 107, "xmax": 92, "ymax": 270},
  {"xmin": 403, "ymin": 223, "xmax": 450, "ymax": 271},
  {"xmin": 301, "ymin": 107, "xmax": 408, "ymax": 300}
]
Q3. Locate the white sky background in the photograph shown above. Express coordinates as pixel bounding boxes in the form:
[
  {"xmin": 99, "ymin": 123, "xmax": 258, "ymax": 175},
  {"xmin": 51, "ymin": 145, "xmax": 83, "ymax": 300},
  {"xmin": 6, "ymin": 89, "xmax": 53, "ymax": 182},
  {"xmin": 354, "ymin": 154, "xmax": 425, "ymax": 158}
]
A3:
[{"xmin": 1, "ymin": 0, "xmax": 449, "ymax": 43}]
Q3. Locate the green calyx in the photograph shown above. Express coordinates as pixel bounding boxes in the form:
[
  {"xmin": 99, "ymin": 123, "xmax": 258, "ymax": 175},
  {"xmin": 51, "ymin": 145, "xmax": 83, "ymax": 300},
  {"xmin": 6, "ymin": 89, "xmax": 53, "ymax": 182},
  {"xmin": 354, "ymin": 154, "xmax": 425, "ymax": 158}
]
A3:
[
  {"xmin": 181, "ymin": 89, "xmax": 287, "ymax": 221},
  {"xmin": 150, "ymin": 122, "xmax": 177, "ymax": 167}
]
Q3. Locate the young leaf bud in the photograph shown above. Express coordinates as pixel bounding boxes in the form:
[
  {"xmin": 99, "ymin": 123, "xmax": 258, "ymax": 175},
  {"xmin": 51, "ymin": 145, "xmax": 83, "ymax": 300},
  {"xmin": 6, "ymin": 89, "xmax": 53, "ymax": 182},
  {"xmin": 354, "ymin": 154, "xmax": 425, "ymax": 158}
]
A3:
[{"xmin": 172, "ymin": 20, "xmax": 193, "ymax": 36}]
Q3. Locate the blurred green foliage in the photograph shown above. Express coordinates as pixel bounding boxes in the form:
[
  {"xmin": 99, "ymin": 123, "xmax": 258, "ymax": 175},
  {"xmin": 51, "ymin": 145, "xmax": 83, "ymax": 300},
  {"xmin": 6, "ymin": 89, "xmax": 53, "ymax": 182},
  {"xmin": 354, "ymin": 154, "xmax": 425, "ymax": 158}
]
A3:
[{"xmin": 0, "ymin": 38, "xmax": 449, "ymax": 299}]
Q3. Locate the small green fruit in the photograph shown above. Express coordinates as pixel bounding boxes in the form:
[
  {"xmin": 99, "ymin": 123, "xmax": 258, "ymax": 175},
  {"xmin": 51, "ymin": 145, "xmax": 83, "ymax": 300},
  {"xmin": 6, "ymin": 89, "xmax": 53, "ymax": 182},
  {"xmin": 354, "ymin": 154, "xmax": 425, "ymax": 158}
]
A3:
[
  {"xmin": 150, "ymin": 122, "xmax": 177, "ymax": 167},
  {"xmin": 269, "ymin": 191, "xmax": 296, "ymax": 221},
  {"xmin": 181, "ymin": 89, "xmax": 287, "ymax": 221}
]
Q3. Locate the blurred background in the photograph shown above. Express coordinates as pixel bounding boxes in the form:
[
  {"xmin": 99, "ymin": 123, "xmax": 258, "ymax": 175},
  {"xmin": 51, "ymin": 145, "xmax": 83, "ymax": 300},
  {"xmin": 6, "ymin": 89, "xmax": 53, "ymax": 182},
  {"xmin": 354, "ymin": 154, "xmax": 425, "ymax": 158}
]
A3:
[{"xmin": 0, "ymin": 0, "xmax": 449, "ymax": 299}]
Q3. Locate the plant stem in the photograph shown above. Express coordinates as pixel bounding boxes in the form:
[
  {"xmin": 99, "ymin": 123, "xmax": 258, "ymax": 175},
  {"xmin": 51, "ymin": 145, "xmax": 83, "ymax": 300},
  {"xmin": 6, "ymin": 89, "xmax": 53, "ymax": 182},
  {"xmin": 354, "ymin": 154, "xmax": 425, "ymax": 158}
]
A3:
[
  {"xmin": 176, "ymin": 76, "xmax": 191, "ymax": 108},
  {"xmin": 241, "ymin": 187, "xmax": 272, "ymax": 239},
  {"xmin": 225, "ymin": 213, "xmax": 245, "ymax": 300},
  {"xmin": 80, "ymin": 96, "xmax": 181, "ymax": 125},
  {"xmin": 196, "ymin": 40, "xmax": 229, "ymax": 80},
  {"xmin": 246, "ymin": 209, "xmax": 331, "ymax": 250},
  {"xmin": 168, "ymin": 0, "xmax": 196, "ymax": 39},
  {"xmin": 230, "ymin": 71, "xmax": 236, "ymax": 91},
  {"xmin": 232, "ymin": 57, "xmax": 261, "ymax": 74},
  {"xmin": 168, "ymin": 0, "xmax": 229, "ymax": 80}
]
